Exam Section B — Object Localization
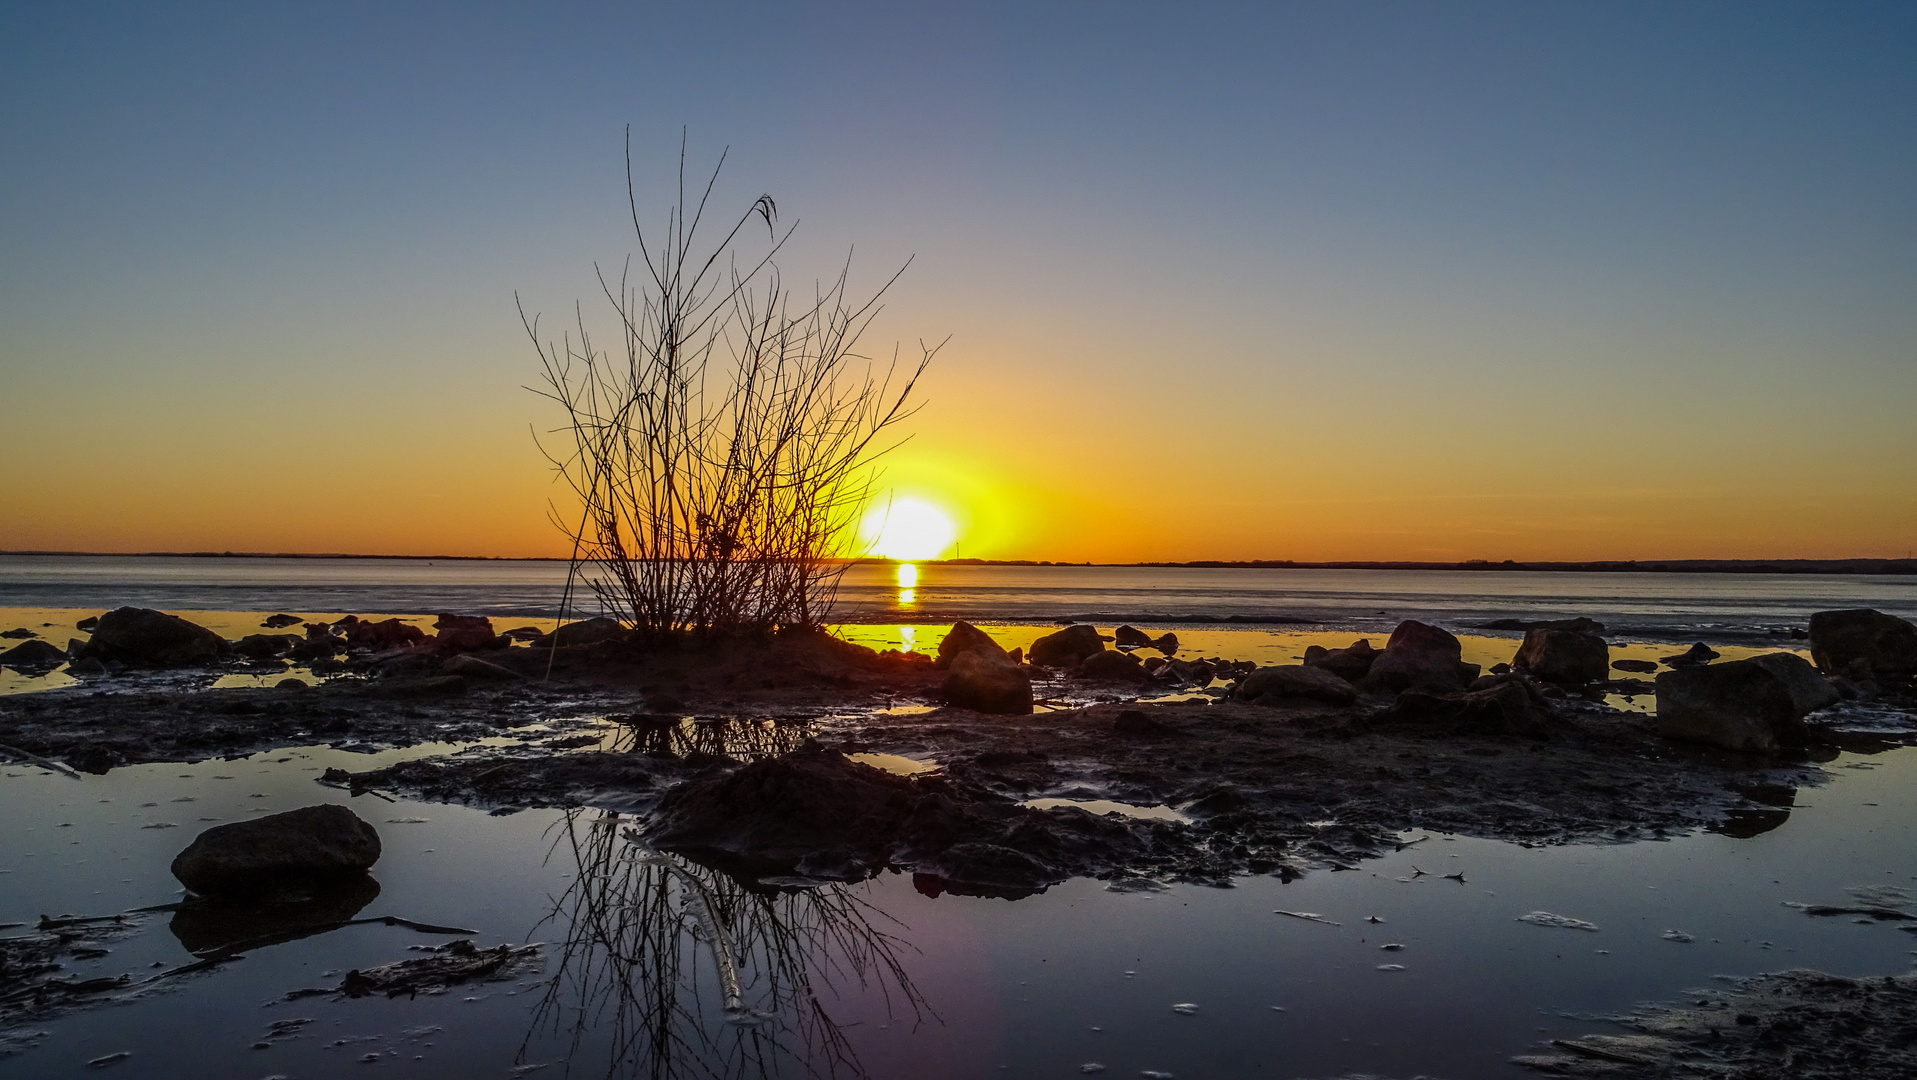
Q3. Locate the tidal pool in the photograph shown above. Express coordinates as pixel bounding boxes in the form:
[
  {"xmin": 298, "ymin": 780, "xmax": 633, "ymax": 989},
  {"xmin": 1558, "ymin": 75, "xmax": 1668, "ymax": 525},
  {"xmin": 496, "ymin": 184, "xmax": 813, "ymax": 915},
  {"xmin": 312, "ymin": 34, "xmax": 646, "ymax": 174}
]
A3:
[{"xmin": 4, "ymin": 733, "xmax": 1915, "ymax": 1078}]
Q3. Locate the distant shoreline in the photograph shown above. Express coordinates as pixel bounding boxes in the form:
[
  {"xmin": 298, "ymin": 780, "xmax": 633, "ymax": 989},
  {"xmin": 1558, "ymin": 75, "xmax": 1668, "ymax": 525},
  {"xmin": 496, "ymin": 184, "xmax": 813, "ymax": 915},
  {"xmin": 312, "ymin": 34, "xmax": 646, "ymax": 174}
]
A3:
[{"xmin": 2, "ymin": 551, "xmax": 1912, "ymax": 576}]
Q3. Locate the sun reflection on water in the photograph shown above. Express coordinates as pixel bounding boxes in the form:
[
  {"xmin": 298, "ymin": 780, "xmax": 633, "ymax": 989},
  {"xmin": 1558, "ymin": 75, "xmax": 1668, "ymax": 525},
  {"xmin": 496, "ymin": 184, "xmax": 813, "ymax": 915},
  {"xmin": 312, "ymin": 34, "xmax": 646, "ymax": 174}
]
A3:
[{"xmin": 896, "ymin": 562, "xmax": 918, "ymax": 609}]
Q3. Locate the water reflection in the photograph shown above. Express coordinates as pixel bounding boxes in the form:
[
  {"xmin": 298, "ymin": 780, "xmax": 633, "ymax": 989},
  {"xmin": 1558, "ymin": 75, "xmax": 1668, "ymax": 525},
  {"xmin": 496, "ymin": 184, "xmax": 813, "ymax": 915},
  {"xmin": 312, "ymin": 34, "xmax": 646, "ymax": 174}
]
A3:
[
  {"xmin": 524, "ymin": 810, "xmax": 929, "ymax": 1079},
  {"xmin": 168, "ymin": 874, "xmax": 382, "ymax": 956},
  {"xmin": 605, "ymin": 716, "xmax": 819, "ymax": 760},
  {"xmin": 895, "ymin": 564, "xmax": 917, "ymax": 610}
]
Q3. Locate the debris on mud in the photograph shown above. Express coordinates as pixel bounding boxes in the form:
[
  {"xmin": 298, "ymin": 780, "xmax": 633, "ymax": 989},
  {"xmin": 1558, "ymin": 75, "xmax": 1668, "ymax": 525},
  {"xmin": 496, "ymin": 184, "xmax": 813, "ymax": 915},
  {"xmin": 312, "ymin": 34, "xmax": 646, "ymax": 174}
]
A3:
[
  {"xmin": 284, "ymin": 940, "xmax": 541, "ymax": 1001},
  {"xmin": 1515, "ymin": 969, "xmax": 1917, "ymax": 1078}
]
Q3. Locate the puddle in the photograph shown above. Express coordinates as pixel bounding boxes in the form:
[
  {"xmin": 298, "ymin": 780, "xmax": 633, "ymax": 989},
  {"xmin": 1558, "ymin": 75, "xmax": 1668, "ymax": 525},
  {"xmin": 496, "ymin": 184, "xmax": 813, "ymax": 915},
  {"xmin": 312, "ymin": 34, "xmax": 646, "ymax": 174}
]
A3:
[
  {"xmin": 1022, "ymin": 797, "xmax": 1192, "ymax": 823},
  {"xmin": 847, "ymin": 752, "xmax": 941, "ymax": 776}
]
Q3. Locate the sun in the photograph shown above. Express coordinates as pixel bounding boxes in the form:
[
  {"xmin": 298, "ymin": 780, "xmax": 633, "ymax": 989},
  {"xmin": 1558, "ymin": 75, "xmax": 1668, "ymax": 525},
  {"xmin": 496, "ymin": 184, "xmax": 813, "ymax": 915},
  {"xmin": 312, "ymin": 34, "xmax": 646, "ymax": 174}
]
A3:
[{"xmin": 861, "ymin": 498, "xmax": 957, "ymax": 561}]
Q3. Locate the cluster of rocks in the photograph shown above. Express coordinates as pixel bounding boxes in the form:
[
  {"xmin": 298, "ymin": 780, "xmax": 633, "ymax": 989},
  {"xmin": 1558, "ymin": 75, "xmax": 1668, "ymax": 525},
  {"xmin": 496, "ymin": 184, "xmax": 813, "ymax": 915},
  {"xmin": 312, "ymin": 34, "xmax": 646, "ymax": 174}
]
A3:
[
  {"xmin": 0, "ymin": 606, "xmax": 634, "ymax": 684},
  {"xmin": 934, "ymin": 620, "xmax": 1246, "ymax": 715}
]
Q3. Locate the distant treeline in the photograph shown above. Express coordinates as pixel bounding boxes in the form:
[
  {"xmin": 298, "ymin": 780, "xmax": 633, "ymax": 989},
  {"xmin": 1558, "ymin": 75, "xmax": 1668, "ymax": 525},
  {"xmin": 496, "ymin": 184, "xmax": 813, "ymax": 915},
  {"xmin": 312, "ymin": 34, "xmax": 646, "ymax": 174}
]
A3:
[{"xmin": 5, "ymin": 552, "xmax": 1914, "ymax": 575}]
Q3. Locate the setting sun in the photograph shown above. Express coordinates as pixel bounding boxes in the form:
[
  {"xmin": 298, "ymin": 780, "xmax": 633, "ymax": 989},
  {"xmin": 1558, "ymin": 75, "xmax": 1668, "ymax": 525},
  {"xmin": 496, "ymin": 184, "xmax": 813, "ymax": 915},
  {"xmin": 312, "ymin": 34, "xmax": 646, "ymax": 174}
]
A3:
[{"xmin": 860, "ymin": 498, "xmax": 957, "ymax": 561}]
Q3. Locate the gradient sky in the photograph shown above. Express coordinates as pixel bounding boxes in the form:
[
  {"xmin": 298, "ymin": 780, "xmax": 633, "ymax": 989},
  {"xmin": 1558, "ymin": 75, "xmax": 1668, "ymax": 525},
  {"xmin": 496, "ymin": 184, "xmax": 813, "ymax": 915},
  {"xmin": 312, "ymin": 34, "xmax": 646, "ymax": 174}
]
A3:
[{"xmin": 3, "ymin": 2, "xmax": 1913, "ymax": 561}]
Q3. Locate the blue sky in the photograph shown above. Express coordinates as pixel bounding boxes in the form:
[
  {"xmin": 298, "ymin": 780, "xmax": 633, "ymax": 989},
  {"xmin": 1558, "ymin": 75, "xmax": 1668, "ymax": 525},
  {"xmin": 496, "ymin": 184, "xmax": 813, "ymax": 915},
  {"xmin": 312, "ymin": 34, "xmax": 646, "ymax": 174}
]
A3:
[{"xmin": 4, "ymin": 2, "xmax": 1913, "ymax": 558}]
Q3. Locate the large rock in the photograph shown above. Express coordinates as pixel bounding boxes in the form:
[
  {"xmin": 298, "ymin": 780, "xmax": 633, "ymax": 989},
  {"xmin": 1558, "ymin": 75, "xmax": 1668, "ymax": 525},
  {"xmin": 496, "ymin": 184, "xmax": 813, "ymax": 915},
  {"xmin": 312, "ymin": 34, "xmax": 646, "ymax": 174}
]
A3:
[
  {"xmin": 342, "ymin": 617, "xmax": 426, "ymax": 650},
  {"xmin": 1655, "ymin": 661, "xmax": 1806, "ymax": 754},
  {"xmin": 1028, "ymin": 624, "xmax": 1105, "ymax": 668},
  {"xmin": 542, "ymin": 616, "xmax": 626, "ymax": 648},
  {"xmin": 1387, "ymin": 677, "xmax": 1554, "ymax": 738},
  {"xmin": 432, "ymin": 614, "xmax": 500, "ymax": 652},
  {"xmin": 170, "ymin": 804, "xmax": 382, "ymax": 896},
  {"xmin": 1808, "ymin": 608, "xmax": 1917, "ymax": 678},
  {"xmin": 1745, "ymin": 652, "xmax": 1841, "ymax": 715},
  {"xmin": 1303, "ymin": 639, "xmax": 1378, "ymax": 684},
  {"xmin": 1235, "ymin": 664, "xmax": 1358, "ymax": 706},
  {"xmin": 936, "ymin": 621, "xmax": 1006, "ymax": 667},
  {"xmin": 1513, "ymin": 629, "xmax": 1610, "ymax": 685},
  {"xmin": 1112, "ymin": 625, "xmax": 1153, "ymax": 648},
  {"xmin": 82, "ymin": 607, "xmax": 225, "ymax": 666},
  {"xmin": 0, "ymin": 638, "xmax": 68, "ymax": 668},
  {"xmin": 942, "ymin": 650, "xmax": 1033, "ymax": 714},
  {"xmin": 1076, "ymin": 649, "xmax": 1150, "ymax": 682},
  {"xmin": 1363, "ymin": 621, "xmax": 1467, "ymax": 694}
]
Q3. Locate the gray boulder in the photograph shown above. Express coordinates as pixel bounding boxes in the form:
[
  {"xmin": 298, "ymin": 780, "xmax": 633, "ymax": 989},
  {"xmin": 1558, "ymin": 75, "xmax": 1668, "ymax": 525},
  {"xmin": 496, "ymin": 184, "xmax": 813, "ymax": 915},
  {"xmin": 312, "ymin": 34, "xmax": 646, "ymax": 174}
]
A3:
[
  {"xmin": 171, "ymin": 804, "xmax": 382, "ymax": 896},
  {"xmin": 1235, "ymin": 664, "xmax": 1358, "ymax": 705},
  {"xmin": 0, "ymin": 638, "xmax": 68, "ymax": 668},
  {"xmin": 942, "ymin": 650, "xmax": 1033, "ymax": 714},
  {"xmin": 81, "ymin": 607, "xmax": 226, "ymax": 666},
  {"xmin": 1363, "ymin": 621, "xmax": 1467, "ymax": 694},
  {"xmin": 936, "ymin": 621, "xmax": 1006, "ymax": 667},
  {"xmin": 1655, "ymin": 661, "xmax": 1806, "ymax": 754},
  {"xmin": 1745, "ymin": 652, "xmax": 1841, "ymax": 715},
  {"xmin": 1513, "ymin": 629, "xmax": 1609, "ymax": 685},
  {"xmin": 1808, "ymin": 608, "xmax": 1917, "ymax": 678},
  {"xmin": 1029, "ymin": 624, "xmax": 1105, "ymax": 668}
]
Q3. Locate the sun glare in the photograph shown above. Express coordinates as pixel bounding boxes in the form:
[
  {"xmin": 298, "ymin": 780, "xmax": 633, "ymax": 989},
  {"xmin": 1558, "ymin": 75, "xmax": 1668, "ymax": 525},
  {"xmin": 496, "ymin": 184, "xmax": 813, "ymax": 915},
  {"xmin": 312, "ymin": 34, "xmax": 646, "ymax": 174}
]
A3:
[{"xmin": 863, "ymin": 498, "xmax": 957, "ymax": 561}]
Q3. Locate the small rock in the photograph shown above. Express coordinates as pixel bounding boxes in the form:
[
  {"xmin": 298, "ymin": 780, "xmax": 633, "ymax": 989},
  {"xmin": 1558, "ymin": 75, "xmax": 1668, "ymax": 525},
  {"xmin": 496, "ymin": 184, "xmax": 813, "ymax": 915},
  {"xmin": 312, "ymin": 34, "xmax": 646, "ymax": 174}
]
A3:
[
  {"xmin": 539, "ymin": 616, "xmax": 626, "ymax": 648},
  {"xmin": 1113, "ymin": 625, "xmax": 1153, "ymax": 648},
  {"xmin": 1363, "ymin": 621, "xmax": 1468, "ymax": 694},
  {"xmin": 232, "ymin": 633, "xmax": 301, "ymax": 659},
  {"xmin": 0, "ymin": 638, "xmax": 68, "ymax": 669},
  {"xmin": 1659, "ymin": 642, "xmax": 1720, "ymax": 668},
  {"xmin": 1612, "ymin": 658, "xmax": 1659, "ymax": 674},
  {"xmin": 261, "ymin": 614, "xmax": 304, "ymax": 629},
  {"xmin": 0, "ymin": 627, "xmax": 36, "ymax": 639},
  {"xmin": 1513, "ymin": 628, "xmax": 1609, "ymax": 685},
  {"xmin": 1302, "ymin": 639, "xmax": 1378, "ymax": 683},
  {"xmin": 1076, "ymin": 650, "xmax": 1150, "ymax": 683}
]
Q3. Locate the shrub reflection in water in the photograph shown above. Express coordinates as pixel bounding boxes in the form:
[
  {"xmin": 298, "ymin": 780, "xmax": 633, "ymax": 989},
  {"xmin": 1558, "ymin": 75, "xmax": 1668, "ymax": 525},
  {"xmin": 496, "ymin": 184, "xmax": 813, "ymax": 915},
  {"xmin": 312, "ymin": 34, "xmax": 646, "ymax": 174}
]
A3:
[{"xmin": 524, "ymin": 809, "xmax": 929, "ymax": 1078}]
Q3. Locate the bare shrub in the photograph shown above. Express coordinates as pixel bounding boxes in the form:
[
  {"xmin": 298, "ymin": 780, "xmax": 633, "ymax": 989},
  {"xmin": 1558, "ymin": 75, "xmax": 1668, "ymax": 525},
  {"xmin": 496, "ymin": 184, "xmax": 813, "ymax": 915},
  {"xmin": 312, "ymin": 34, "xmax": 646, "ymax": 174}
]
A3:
[{"xmin": 523, "ymin": 133, "xmax": 940, "ymax": 641}]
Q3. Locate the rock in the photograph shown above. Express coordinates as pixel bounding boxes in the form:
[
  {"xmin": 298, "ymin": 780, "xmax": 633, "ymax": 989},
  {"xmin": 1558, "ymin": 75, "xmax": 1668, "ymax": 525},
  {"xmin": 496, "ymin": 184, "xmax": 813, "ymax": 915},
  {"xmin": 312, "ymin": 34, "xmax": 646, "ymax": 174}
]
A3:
[
  {"xmin": 1659, "ymin": 642, "xmax": 1720, "ymax": 668},
  {"xmin": 0, "ymin": 639, "xmax": 68, "ymax": 668},
  {"xmin": 439, "ymin": 654, "xmax": 523, "ymax": 681},
  {"xmin": 170, "ymin": 804, "xmax": 382, "ymax": 896},
  {"xmin": 1363, "ymin": 621, "xmax": 1467, "ymax": 694},
  {"xmin": 74, "ymin": 615, "xmax": 100, "ymax": 631},
  {"xmin": 232, "ymin": 633, "xmax": 301, "ymax": 659},
  {"xmin": 432, "ymin": 614, "xmax": 499, "ymax": 653},
  {"xmin": 1745, "ymin": 652, "xmax": 1841, "ymax": 715},
  {"xmin": 1151, "ymin": 632, "xmax": 1179, "ymax": 654},
  {"xmin": 1235, "ymin": 664, "xmax": 1358, "ymax": 705},
  {"xmin": 1076, "ymin": 649, "xmax": 1150, "ymax": 682},
  {"xmin": 541, "ymin": 616, "xmax": 626, "ymax": 648},
  {"xmin": 942, "ymin": 650, "xmax": 1034, "ymax": 714},
  {"xmin": 1808, "ymin": 608, "xmax": 1917, "ymax": 677},
  {"xmin": 342, "ymin": 617, "xmax": 426, "ymax": 650},
  {"xmin": 497, "ymin": 625, "xmax": 546, "ymax": 642},
  {"xmin": 1512, "ymin": 629, "xmax": 1610, "ymax": 685},
  {"xmin": 81, "ymin": 607, "xmax": 226, "ymax": 666},
  {"xmin": 66, "ymin": 656, "xmax": 106, "ymax": 675},
  {"xmin": 1303, "ymin": 639, "xmax": 1379, "ymax": 684},
  {"xmin": 1113, "ymin": 625, "xmax": 1153, "ymax": 648},
  {"xmin": 1655, "ymin": 661, "xmax": 1805, "ymax": 754},
  {"xmin": 1388, "ymin": 677, "xmax": 1555, "ymax": 738},
  {"xmin": 1029, "ymin": 625, "xmax": 1106, "ymax": 668},
  {"xmin": 275, "ymin": 678, "xmax": 310, "ymax": 689},
  {"xmin": 261, "ymin": 614, "xmax": 303, "ymax": 629},
  {"xmin": 0, "ymin": 627, "xmax": 36, "ymax": 639},
  {"xmin": 1612, "ymin": 658, "xmax": 1658, "ymax": 674},
  {"xmin": 936, "ymin": 621, "xmax": 1007, "ymax": 667}
]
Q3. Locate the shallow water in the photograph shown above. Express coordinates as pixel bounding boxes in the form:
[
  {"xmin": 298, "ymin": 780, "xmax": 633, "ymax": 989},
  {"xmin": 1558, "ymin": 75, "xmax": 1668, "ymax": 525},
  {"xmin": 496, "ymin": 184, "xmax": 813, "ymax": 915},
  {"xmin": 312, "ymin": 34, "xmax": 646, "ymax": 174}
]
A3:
[{"xmin": 4, "ymin": 735, "xmax": 1916, "ymax": 1078}]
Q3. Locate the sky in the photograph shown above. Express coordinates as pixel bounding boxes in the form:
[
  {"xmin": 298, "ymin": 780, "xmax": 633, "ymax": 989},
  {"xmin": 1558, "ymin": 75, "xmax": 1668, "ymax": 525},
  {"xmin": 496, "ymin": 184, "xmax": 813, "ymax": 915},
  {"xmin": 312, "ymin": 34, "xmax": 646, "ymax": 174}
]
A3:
[{"xmin": 2, "ymin": 1, "xmax": 1913, "ymax": 562}]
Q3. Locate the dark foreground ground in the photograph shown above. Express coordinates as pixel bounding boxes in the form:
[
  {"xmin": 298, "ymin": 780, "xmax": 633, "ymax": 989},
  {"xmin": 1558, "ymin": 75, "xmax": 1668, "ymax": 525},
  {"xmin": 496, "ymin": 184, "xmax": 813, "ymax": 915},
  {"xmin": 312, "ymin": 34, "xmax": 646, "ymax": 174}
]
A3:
[{"xmin": 4, "ymin": 626, "xmax": 1916, "ymax": 1077}]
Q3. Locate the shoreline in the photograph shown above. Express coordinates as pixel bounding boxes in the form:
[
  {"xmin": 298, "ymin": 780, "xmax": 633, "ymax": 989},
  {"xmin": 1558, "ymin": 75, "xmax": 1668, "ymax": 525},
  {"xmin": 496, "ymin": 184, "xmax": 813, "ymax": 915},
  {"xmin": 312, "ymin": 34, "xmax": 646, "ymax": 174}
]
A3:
[{"xmin": 4, "ymin": 550, "xmax": 1914, "ymax": 576}]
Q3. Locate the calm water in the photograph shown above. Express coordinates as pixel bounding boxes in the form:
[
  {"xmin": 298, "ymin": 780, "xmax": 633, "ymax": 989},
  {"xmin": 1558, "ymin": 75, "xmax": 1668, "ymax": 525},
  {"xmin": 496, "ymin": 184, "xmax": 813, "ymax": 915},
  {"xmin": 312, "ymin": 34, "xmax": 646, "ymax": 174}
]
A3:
[
  {"xmin": 4, "ymin": 554, "xmax": 1914, "ymax": 639},
  {"xmin": 3, "ymin": 741, "xmax": 1915, "ymax": 1078}
]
